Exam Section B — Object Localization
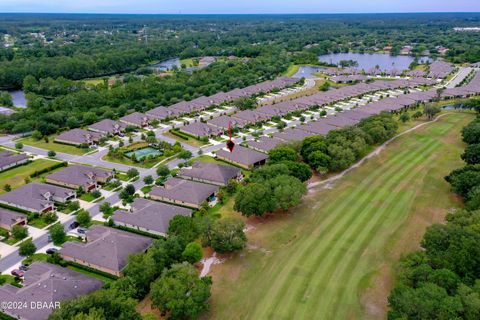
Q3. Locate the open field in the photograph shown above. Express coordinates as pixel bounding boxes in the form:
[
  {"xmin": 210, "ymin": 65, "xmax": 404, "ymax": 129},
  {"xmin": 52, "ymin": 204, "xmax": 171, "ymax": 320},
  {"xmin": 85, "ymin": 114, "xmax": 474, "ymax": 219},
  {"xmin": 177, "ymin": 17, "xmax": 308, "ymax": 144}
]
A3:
[
  {"xmin": 208, "ymin": 112, "xmax": 473, "ymax": 320},
  {"xmin": 19, "ymin": 136, "xmax": 90, "ymax": 155},
  {"xmin": 0, "ymin": 159, "xmax": 59, "ymax": 194}
]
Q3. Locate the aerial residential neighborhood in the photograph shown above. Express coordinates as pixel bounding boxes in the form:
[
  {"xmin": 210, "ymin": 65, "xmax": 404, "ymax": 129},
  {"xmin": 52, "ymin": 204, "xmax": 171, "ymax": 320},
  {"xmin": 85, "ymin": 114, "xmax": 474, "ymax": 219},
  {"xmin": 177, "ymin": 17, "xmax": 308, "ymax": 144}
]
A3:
[{"xmin": 0, "ymin": 3, "xmax": 480, "ymax": 320}]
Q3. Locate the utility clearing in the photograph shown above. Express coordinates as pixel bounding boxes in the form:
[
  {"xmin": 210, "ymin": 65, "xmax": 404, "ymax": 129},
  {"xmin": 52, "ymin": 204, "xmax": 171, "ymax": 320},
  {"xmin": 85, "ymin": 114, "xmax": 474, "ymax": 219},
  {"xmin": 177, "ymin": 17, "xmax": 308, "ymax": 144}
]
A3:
[{"xmin": 208, "ymin": 112, "xmax": 474, "ymax": 320}]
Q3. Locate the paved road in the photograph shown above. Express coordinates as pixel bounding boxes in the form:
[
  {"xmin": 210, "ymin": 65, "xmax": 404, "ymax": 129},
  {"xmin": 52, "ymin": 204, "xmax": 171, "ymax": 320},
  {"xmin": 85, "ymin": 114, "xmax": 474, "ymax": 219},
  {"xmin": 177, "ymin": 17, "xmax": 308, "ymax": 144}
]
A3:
[{"xmin": 445, "ymin": 67, "xmax": 473, "ymax": 89}]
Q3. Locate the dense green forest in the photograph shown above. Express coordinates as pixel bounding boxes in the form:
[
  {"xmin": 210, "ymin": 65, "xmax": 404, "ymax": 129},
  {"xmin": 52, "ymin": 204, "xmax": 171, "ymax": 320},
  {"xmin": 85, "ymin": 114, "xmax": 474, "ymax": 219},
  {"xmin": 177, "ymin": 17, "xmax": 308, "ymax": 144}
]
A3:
[{"xmin": 388, "ymin": 111, "xmax": 480, "ymax": 320}]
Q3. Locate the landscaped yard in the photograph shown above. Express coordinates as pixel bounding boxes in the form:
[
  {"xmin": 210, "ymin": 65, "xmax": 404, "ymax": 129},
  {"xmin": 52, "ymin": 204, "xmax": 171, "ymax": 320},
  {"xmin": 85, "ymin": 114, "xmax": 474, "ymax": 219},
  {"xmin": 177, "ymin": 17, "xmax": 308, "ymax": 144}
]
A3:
[
  {"xmin": 164, "ymin": 130, "xmax": 209, "ymax": 148},
  {"xmin": 208, "ymin": 112, "xmax": 473, "ymax": 320},
  {"xmin": 0, "ymin": 159, "xmax": 59, "ymax": 194},
  {"xmin": 19, "ymin": 136, "xmax": 90, "ymax": 155}
]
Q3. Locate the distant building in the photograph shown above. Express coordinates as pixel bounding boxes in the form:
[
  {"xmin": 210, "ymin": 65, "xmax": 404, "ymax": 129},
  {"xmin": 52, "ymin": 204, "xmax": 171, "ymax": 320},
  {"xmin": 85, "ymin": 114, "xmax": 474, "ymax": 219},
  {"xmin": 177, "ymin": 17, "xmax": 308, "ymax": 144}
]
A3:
[
  {"xmin": 400, "ymin": 46, "xmax": 413, "ymax": 56},
  {"xmin": 0, "ymin": 262, "xmax": 103, "ymax": 320},
  {"xmin": 59, "ymin": 225, "xmax": 153, "ymax": 276},
  {"xmin": 46, "ymin": 165, "xmax": 114, "ymax": 192},
  {"xmin": 0, "ymin": 151, "xmax": 29, "ymax": 172},
  {"xmin": 0, "ymin": 183, "xmax": 76, "ymax": 214},
  {"xmin": 113, "ymin": 198, "xmax": 192, "ymax": 237},
  {"xmin": 55, "ymin": 129, "xmax": 104, "ymax": 146},
  {"xmin": 150, "ymin": 177, "xmax": 219, "ymax": 209}
]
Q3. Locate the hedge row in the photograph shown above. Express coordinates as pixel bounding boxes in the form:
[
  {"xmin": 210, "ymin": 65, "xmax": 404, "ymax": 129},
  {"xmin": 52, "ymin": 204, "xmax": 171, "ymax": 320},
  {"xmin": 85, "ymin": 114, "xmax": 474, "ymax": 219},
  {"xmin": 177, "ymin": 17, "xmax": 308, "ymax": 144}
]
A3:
[{"xmin": 30, "ymin": 161, "xmax": 68, "ymax": 178}]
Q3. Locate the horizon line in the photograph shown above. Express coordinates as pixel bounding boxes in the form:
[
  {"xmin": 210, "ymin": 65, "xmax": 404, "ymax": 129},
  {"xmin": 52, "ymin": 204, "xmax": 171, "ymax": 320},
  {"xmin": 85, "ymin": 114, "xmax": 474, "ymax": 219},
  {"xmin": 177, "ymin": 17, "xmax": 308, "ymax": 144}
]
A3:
[{"xmin": 1, "ymin": 11, "xmax": 480, "ymax": 15}]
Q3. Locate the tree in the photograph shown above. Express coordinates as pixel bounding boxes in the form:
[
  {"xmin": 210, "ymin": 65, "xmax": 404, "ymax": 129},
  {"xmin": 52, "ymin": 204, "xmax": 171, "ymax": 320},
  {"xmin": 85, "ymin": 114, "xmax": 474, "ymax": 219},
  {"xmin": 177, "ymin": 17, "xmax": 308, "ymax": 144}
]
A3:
[
  {"xmin": 11, "ymin": 225, "xmax": 28, "ymax": 240},
  {"xmin": 234, "ymin": 183, "xmax": 276, "ymax": 217},
  {"xmin": 120, "ymin": 184, "xmax": 136, "ymax": 202},
  {"xmin": 462, "ymin": 121, "xmax": 480, "ymax": 145},
  {"xmin": 462, "ymin": 144, "xmax": 480, "ymax": 165},
  {"xmin": 268, "ymin": 146, "xmax": 298, "ymax": 163},
  {"xmin": 123, "ymin": 252, "xmax": 157, "ymax": 298},
  {"xmin": 150, "ymin": 262, "xmax": 212, "ymax": 320},
  {"xmin": 3, "ymin": 184, "xmax": 11, "ymax": 192},
  {"xmin": 232, "ymin": 96, "xmax": 256, "ymax": 110},
  {"xmin": 15, "ymin": 142, "xmax": 23, "ymax": 150},
  {"xmin": 49, "ymin": 223, "xmax": 66, "ymax": 245},
  {"xmin": 210, "ymin": 218, "xmax": 247, "ymax": 253},
  {"xmin": 168, "ymin": 216, "xmax": 199, "ymax": 243},
  {"xmin": 178, "ymin": 150, "xmax": 192, "ymax": 160},
  {"xmin": 399, "ymin": 113, "xmax": 410, "ymax": 123},
  {"xmin": 48, "ymin": 150, "xmax": 56, "ymax": 157},
  {"xmin": 18, "ymin": 239, "xmax": 36, "ymax": 257},
  {"xmin": 127, "ymin": 168, "xmax": 139, "ymax": 178},
  {"xmin": 423, "ymin": 105, "xmax": 441, "ymax": 120},
  {"xmin": 156, "ymin": 165, "xmax": 170, "ymax": 177},
  {"xmin": 99, "ymin": 202, "xmax": 112, "ymax": 216},
  {"xmin": 143, "ymin": 175, "xmax": 154, "ymax": 185},
  {"xmin": 182, "ymin": 242, "xmax": 203, "ymax": 264},
  {"xmin": 76, "ymin": 210, "xmax": 91, "ymax": 227},
  {"xmin": 267, "ymin": 175, "xmax": 306, "ymax": 211},
  {"xmin": 249, "ymin": 163, "xmax": 291, "ymax": 183}
]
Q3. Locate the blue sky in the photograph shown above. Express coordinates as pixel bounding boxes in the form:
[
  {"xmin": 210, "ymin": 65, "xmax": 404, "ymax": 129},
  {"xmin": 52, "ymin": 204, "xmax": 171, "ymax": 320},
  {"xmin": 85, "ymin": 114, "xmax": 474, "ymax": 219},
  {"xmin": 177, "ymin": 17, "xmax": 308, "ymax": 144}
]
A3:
[{"xmin": 1, "ymin": 0, "xmax": 479, "ymax": 14}]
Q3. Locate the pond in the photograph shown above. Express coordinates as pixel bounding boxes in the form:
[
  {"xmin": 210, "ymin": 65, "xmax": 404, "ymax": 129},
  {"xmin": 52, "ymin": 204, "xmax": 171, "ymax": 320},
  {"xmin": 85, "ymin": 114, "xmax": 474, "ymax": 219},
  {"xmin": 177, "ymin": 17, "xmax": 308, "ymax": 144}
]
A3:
[
  {"xmin": 147, "ymin": 58, "xmax": 181, "ymax": 72},
  {"xmin": 8, "ymin": 90, "xmax": 27, "ymax": 108},
  {"xmin": 125, "ymin": 147, "xmax": 163, "ymax": 160},
  {"xmin": 318, "ymin": 53, "xmax": 431, "ymax": 72}
]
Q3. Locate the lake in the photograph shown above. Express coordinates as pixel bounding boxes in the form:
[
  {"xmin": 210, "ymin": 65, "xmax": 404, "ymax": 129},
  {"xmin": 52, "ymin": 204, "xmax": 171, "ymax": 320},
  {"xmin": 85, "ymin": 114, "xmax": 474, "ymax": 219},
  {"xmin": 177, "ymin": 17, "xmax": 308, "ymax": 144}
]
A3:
[
  {"xmin": 318, "ymin": 53, "xmax": 431, "ymax": 72},
  {"xmin": 8, "ymin": 90, "xmax": 27, "ymax": 108},
  {"xmin": 147, "ymin": 58, "xmax": 181, "ymax": 71}
]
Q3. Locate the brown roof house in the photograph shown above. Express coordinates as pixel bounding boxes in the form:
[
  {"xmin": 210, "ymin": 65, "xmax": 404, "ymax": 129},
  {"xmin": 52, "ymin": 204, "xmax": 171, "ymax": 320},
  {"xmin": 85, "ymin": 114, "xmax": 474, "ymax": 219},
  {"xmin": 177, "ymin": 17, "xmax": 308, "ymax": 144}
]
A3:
[
  {"xmin": 216, "ymin": 145, "xmax": 268, "ymax": 169},
  {"xmin": 59, "ymin": 225, "xmax": 153, "ymax": 277},
  {"xmin": 55, "ymin": 128, "xmax": 104, "ymax": 147},
  {"xmin": 0, "ymin": 207, "xmax": 27, "ymax": 232},
  {"xmin": 46, "ymin": 165, "xmax": 114, "ymax": 192},
  {"xmin": 0, "ymin": 151, "xmax": 29, "ymax": 172},
  {"xmin": 88, "ymin": 119, "xmax": 126, "ymax": 135},
  {"xmin": 0, "ymin": 183, "xmax": 76, "ymax": 214},
  {"xmin": 150, "ymin": 177, "xmax": 219, "ymax": 209},
  {"xmin": 119, "ymin": 112, "xmax": 150, "ymax": 128},
  {"xmin": 0, "ymin": 262, "xmax": 103, "ymax": 320},
  {"xmin": 177, "ymin": 161, "xmax": 242, "ymax": 186},
  {"xmin": 112, "ymin": 198, "xmax": 192, "ymax": 237}
]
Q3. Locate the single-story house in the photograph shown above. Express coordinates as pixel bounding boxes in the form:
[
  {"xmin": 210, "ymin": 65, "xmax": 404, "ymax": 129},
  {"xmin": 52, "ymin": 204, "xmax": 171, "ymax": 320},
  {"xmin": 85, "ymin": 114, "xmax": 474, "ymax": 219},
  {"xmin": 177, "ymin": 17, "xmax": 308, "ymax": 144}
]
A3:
[
  {"xmin": 146, "ymin": 106, "xmax": 182, "ymax": 121},
  {"xmin": 246, "ymin": 136, "xmax": 284, "ymax": 153},
  {"xmin": 0, "ymin": 151, "xmax": 29, "ymax": 172},
  {"xmin": 0, "ymin": 183, "xmax": 76, "ymax": 214},
  {"xmin": 88, "ymin": 119, "xmax": 127, "ymax": 135},
  {"xmin": 150, "ymin": 177, "xmax": 219, "ymax": 209},
  {"xmin": 55, "ymin": 128, "xmax": 104, "ymax": 146},
  {"xmin": 112, "ymin": 198, "xmax": 192, "ymax": 237},
  {"xmin": 0, "ymin": 207, "xmax": 27, "ymax": 231},
  {"xmin": 0, "ymin": 262, "xmax": 103, "ymax": 320},
  {"xmin": 59, "ymin": 225, "xmax": 153, "ymax": 277},
  {"xmin": 215, "ymin": 145, "xmax": 268, "ymax": 169},
  {"xmin": 119, "ymin": 112, "xmax": 150, "ymax": 127},
  {"xmin": 180, "ymin": 122, "xmax": 223, "ymax": 139},
  {"xmin": 177, "ymin": 161, "xmax": 243, "ymax": 186},
  {"xmin": 46, "ymin": 165, "xmax": 114, "ymax": 192},
  {"xmin": 207, "ymin": 115, "xmax": 247, "ymax": 130}
]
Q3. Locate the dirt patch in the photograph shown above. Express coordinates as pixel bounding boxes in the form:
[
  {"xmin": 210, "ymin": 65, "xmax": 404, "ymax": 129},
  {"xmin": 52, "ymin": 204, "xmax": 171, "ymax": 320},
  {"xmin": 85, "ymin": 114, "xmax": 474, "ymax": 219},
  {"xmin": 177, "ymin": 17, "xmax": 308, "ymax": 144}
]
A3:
[{"xmin": 136, "ymin": 294, "xmax": 164, "ymax": 320}]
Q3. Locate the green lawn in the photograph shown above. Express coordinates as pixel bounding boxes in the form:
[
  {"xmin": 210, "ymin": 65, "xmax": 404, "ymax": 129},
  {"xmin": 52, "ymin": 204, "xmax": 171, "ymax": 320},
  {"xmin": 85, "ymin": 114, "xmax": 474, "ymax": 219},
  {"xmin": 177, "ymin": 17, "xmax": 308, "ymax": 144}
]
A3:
[
  {"xmin": 0, "ymin": 159, "xmax": 59, "ymax": 194},
  {"xmin": 163, "ymin": 131, "xmax": 209, "ymax": 148},
  {"xmin": 19, "ymin": 136, "xmax": 90, "ymax": 155},
  {"xmin": 208, "ymin": 112, "xmax": 473, "ymax": 320},
  {"xmin": 283, "ymin": 64, "xmax": 300, "ymax": 77}
]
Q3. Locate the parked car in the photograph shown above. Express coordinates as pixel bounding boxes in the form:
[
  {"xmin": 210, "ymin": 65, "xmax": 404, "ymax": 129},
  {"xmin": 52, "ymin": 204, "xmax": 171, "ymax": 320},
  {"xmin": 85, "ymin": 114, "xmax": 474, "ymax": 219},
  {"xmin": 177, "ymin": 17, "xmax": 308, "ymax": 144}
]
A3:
[
  {"xmin": 77, "ymin": 227, "xmax": 87, "ymax": 234},
  {"xmin": 11, "ymin": 269, "xmax": 24, "ymax": 277},
  {"xmin": 46, "ymin": 248, "xmax": 58, "ymax": 255},
  {"xmin": 19, "ymin": 265, "xmax": 29, "ymax": 272},
  {"xmin": 69, "ymin": 221, "xmax": 80, "ymax": 230}
]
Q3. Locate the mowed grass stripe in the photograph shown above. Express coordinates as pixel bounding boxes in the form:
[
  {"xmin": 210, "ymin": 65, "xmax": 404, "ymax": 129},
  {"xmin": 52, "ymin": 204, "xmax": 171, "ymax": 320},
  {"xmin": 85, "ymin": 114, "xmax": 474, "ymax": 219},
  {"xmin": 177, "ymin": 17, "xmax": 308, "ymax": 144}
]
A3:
[
  {"xmin": 254, "ymin": 139, "xmax": 439, "ymax": 319},
  {"xmin": 288, "ymin": 141, "xmax": 441, "ymax": 319},
  {"xmin": 254, "ymin": 148, "xmax": 415, "ymax": 318}
]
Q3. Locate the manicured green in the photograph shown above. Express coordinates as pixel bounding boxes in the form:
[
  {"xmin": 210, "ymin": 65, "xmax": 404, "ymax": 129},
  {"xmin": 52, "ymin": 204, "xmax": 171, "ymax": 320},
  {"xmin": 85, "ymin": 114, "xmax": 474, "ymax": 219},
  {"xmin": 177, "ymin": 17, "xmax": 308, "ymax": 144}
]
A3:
[
  {"xmin": 209, "ymin": 112, "xmax": 474, "ymax": 319},
  {"xmin": 19, "ymin": 136, "xmax": 91, "ymax": 155},
  {"xmin": 0, "ymin": 159, "xmax": 58, "ymax": 194}
]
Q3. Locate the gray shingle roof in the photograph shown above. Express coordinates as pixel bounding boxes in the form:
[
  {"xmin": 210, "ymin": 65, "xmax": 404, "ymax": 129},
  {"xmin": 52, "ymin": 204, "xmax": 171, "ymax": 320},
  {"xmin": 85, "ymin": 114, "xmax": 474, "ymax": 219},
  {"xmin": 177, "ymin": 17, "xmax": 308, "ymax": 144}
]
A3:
[
  {"xmin": 0, "ymin": 207, "xmax": 26, "ymax": 229},
  {"xmin": 0, "ymin": 151, "xmax": 28, "ymax": 169},
  {"xmin": 246, "ymin": 136, "xmax": 285, "ymax": 153},
  {"xmin": 119, "ymin": 112, "xmax": 150, "ymax": 127},
  {"xmin": 59, "ymin": 225, "xmax": 153, "ymax": 273},
  {"xmin": 55, "ymin": 128, "xmax": 104, "ymax": 145},
  {"xmin": 88, "ymin": 119, "xmax": 126, "ymax": 134},
  {"xmin": 178, "ymin": 161, "xmax": 241, "ymax": 185},
  {"xmin": 47, "ymin": 165, "xmax": 112, "ymax": 189},
  {"xmin": 216, "ymin": 145, "xmax": 268, "ymax": 167},
  {"xmin": 180, "ymin": 122, "xmax": 224, "ymax": 138},
  {"xmin": 113, "ymin": 198, "xmax": 191, "ymax": 235},
  {"xmin": 0, "ymin": 183, "xmax": 75, "ymax": 212},
  {"xmin": 0, "ymin": 262, "xmax": 103, "ymax": 320},
  {"xmin": 150, "ymin": 177, "xmax": 219, "ymax": 207}
]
